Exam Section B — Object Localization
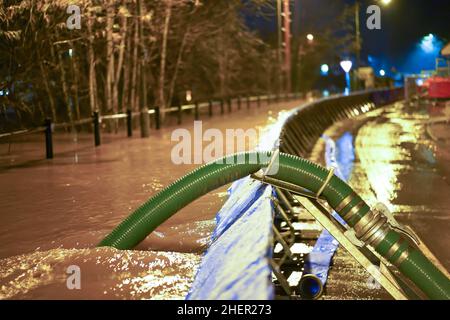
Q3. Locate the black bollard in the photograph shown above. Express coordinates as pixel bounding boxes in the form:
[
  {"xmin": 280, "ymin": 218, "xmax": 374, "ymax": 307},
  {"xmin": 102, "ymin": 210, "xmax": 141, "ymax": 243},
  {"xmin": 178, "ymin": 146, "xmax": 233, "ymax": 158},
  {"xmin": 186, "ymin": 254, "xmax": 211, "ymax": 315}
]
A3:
[
  {"xmin": 246, "ymin": 96, "xmax": 250, "ymax": 109},
  {"xmin": 220, "ymin": 100, "xmax": 224, "ymax": 115},
  {"xmin": 194, "ymin": 102, "xmax": 199, "ymax": 120},
  {"xmin": 178, "ymin": 105, "xmax": 182, "ymax": 124},
  {"xmin": 208, "ymin": 101, "xmax": 213, "ymax": 117},
  {"xmin": 126, "ymin": 109, "xmax": 133, "ymax": 137},
  {"xmin": 154, "ymin": 107, "xmax": 161, "ymax": 130},
  {"xmin": 93, "ymin": 111, "xmax": 101, "ymax": 147},
  {"xmin": 257, "ymin": 96, "xmax": 261, "ymax": 108},
  {"xmin": 44, "ymin": 118, "xmax": 53, "ymax": 159},
  {"xmin": 227, "ymin": 98, "xmax": 232, "ymax": 113},
  {"xmin": 237, "ymin": 97, "xmax": 241, "ymax": 110}
]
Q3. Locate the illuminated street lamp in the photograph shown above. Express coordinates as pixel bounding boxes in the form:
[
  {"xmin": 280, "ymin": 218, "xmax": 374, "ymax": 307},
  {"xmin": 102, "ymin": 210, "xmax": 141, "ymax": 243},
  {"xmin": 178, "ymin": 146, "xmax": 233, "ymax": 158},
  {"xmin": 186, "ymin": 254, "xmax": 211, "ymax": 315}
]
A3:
[
  {"xmin": 340, "ymin": 60, "xmax": 353, "ymax": 95},
  {"xmin": 185, "ymin": 90, "xmax": 192, "ymax": 103},
  {"xmin": 306, "ymin": 34, "xmax": 314, "ymax": 42},
  {"xmin": 421, "ymin": 34, "xmax": 436, "ymax": 53},
  {"xmin": 380, "ymin": 0, "xmax": 392, "ymax": 6},
  {"xmin": 379, "ymin": 69, "xmax": 386, "ymax": 76},
  {"xmin": 320, "ymin": 64, "xmax": 329, "ymax": 75}
]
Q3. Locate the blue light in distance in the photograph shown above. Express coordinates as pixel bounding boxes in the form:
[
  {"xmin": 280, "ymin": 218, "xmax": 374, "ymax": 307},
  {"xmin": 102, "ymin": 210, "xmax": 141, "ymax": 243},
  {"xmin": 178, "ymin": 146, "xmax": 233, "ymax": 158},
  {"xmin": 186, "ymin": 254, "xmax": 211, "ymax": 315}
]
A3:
[
  {"xmin": 320, "ymin": 64, "xmax": 329, "ymax": 75},
  {"xmin": 421, "ymin": 34, "xmax": 435, "ymax": 53}
]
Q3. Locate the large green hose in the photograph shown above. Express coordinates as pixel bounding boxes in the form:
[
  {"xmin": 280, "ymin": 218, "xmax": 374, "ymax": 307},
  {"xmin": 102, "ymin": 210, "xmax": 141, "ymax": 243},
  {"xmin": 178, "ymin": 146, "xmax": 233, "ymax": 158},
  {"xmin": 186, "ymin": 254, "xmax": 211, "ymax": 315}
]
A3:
[{"xmin": 99, "ymin": 151, "xmax": 450, "ymax": 300}]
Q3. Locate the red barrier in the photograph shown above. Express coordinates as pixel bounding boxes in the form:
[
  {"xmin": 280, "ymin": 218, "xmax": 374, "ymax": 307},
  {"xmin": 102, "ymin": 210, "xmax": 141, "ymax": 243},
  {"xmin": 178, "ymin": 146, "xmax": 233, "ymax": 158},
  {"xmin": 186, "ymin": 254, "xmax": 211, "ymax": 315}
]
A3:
[{"xmin": 424, "ymin": 77, "xmax": 450, "ymax": 99}]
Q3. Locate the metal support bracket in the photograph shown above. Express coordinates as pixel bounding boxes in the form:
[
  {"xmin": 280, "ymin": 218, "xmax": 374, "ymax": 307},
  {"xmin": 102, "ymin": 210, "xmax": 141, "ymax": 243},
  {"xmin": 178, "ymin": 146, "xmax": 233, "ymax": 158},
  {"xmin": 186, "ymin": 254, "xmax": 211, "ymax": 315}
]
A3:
[
  {"xmin": 294, "ymin": 195, "xmax": 409, "ymax": 300},
  {"xmin": 249, "ymin": 173, "xmax": 434, "ymax": 300}
]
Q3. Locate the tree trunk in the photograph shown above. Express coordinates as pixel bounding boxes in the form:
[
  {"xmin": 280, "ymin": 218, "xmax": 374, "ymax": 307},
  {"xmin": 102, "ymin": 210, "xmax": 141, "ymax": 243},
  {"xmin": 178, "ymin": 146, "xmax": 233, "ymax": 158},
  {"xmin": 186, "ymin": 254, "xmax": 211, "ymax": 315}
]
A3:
[
  {"xmin": 218, "ymin": 30, "xmax": 228, "ymax": 98},
  {"xmin": 130, "ymin": 3, "xmax": 139, "ymax": 112},
  {"xmin": 139, "ymin": 0, "xmax": 150, "ymax": 137},
  {"xmin": 122, "ymin": 30, "xmax": 132, "ymax": 112},
  {"xmin": 69, "ymin": 43, "xmax": 81, "ymax": 121},
  {"xmin": 105, "ymin": 0, "xmax": 115, "ymax": 114},
  {"xmin": 87, "ymin": 13, "xmax": 98, "ymax": 115},
  {"xmin": 158, "ymin": 0, "xmax": 173, "ymax": 119},
  {"xmin": 38, "ymin": 52, "xmax": 57, "ymax": 122},
  {"xmin": 55, "ymin": 47, "xmax": 74, "ymax": 132},
  {"xmin": 167, "ymin": 26, "xmax": 189, "ymax": 107},
  {"xmin": 114, "ymin": 0, "xmax": 128, "ymax": 113}
]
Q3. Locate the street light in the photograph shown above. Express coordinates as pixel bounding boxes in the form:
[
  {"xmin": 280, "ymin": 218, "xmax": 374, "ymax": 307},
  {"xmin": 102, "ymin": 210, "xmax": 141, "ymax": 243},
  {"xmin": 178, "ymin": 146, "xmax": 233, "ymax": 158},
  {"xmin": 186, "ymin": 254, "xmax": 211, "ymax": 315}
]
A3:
[
  {"xmin": 379, "ymin": 69, "xmax": 386, "ymax": 76},
  {"xmin": 185, "ymin": 90, "xmax": 192, "ymax": 103},
  {"xmin": 306, "ymin": 34, "xmax": 314, "ymax": 42},
  {"xmin": 421, "ymin": 34, "xmax": 436, "ymax": 53},
  {"xmin": 380, "ymin": 0, "xmax": 392, "ymax": 6},
  {"xmin": 321, "ymin": 64, "xmax": 329, "ymax": 75},
  {"xmin": 340, "ymin": 60, "xmax": 353, "ymax": 95}
]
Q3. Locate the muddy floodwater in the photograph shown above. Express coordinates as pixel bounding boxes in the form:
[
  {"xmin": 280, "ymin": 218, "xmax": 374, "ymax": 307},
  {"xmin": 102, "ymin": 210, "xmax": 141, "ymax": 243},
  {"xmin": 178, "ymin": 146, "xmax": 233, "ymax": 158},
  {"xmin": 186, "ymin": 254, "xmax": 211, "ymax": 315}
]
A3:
[
  {"xmin": 1, "ymin": 100, "xmax": 449, "ymax": 300},
  {"xmin": 0, "ymin": 100, "xmax": 297, "ymax": 299}
]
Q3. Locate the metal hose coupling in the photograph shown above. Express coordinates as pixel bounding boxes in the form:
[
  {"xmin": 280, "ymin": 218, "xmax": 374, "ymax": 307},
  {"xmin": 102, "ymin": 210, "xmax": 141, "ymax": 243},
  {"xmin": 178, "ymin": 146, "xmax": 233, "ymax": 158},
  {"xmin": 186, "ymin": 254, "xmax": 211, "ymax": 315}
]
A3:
[
  {"xmin": 353, "ymin": 203, "xmax": 420, "ymax": 249},
  {"xmin": 354, "ymin": 208, "xmax": 390, "ymax": 247}
]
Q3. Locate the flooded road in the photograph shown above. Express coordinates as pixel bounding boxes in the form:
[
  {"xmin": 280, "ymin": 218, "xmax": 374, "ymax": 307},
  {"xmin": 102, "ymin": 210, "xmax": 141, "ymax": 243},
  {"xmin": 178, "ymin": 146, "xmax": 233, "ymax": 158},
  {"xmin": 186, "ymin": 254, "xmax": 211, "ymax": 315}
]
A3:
[{"xmin": 0, "ymin": 100, "xmax": 298, "ymax": 299}]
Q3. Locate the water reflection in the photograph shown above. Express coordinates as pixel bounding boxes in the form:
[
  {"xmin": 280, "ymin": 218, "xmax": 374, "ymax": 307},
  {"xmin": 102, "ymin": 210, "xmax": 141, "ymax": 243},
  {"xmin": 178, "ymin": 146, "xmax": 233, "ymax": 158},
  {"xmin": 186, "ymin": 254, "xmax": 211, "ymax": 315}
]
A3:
[{"xmin": 0, "ymin": 248, "xmax": 200, "ymax": 300}]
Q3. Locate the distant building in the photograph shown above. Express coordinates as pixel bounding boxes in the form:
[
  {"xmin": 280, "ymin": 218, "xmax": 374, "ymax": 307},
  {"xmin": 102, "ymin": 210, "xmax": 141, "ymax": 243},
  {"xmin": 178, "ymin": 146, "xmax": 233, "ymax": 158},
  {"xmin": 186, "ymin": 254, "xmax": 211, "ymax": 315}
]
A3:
[{"xmin": 357, "ymin": 67, "xmax": 375, "ymax": 89}]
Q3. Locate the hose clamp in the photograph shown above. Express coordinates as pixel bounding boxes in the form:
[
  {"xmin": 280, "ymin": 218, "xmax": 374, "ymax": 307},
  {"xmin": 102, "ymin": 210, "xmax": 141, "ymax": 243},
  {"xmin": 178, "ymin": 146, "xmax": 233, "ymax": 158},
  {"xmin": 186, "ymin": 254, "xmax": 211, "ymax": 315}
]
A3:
[
  {"xmin": 393, "ymin": 249, "xmax": 410, "ymax": 267},
  {"xmin": 342, "ymin": 201, "xmax": 366, "ymax": 221},
  {"xmin": 386, "ymin": 240, "xmax": 403, "ymax": 260},
  {"xmin": 335, "ymin": 192, "xmax": 356, "ymax": 213},
  {"xmin": 315, "ymin": 167, "xmax": 335, "ymax": 199}
]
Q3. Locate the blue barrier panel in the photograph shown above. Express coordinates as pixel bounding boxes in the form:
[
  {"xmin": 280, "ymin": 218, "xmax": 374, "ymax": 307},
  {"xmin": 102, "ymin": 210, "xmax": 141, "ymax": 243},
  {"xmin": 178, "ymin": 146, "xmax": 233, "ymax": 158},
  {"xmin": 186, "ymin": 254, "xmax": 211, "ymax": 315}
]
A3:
[
  {"xmin": 304, "ymin": 132, "xmax": 355, "ymax": 286},
  {"xmin": 187, "ymin": 178, "xmax": 274, "ymax": 300}
]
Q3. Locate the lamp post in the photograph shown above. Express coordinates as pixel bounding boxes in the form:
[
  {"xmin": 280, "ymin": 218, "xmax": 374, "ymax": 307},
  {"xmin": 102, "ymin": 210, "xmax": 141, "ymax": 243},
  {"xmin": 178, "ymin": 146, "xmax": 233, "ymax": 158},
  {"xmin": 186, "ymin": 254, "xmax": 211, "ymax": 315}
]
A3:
[
  {"xmin": 355, "ymin": 2, "xmax": 361, "ymax": 69},
  {"xmin": 340, "ymin": 60, "xmax": 353, "ymax": 95},
  {"xmin": 277, "ymin": 0, "xmax": 282, "ymax": 95},
  {"xmin": 283, "ymin": 0, "xmax": 292, "ymax": 93}
]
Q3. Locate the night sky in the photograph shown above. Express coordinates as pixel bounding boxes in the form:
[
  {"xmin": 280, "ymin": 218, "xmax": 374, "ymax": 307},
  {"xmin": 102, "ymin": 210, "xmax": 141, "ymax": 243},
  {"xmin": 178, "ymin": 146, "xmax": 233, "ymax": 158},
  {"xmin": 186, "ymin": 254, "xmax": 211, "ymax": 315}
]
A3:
[
  {"xmin": 360, "ymin": 0, "xmax": 450, "ymax": 73},
  {"xmin": 249, "ymin": 0, "xmax": 450, "ymax": 75}
]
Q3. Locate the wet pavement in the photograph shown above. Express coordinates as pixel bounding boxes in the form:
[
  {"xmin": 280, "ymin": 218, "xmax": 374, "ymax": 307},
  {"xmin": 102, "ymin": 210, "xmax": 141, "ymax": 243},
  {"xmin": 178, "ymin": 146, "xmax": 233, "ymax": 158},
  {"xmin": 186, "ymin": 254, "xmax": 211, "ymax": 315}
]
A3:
[
  {"xmin": 312, "ymin": 102, "xmax": 450, "ymax": 299},
  {"xmin": 0, "ymin": 100, "xmax": 299, "ymax": 299}
]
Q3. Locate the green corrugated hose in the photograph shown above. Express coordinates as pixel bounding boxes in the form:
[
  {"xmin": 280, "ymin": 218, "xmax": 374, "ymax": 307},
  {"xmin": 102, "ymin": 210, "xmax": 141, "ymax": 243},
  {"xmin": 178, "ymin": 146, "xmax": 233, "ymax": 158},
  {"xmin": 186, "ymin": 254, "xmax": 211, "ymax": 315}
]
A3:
[{"xmin": 98, "ymin": 151, "xmax": 450, "ymax": 300}]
